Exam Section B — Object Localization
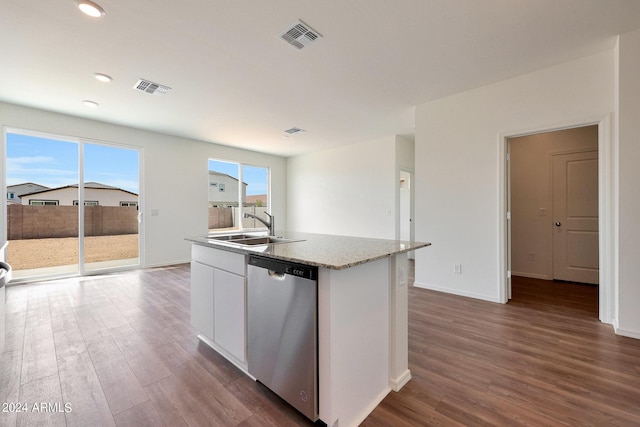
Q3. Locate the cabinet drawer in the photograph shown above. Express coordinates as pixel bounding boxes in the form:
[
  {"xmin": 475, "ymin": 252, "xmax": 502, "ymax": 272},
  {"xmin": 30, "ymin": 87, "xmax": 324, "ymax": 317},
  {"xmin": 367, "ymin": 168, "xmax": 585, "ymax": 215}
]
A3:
[{"xmin": 192, "ymin": 244, "xmax": 245, "ymax": 276}]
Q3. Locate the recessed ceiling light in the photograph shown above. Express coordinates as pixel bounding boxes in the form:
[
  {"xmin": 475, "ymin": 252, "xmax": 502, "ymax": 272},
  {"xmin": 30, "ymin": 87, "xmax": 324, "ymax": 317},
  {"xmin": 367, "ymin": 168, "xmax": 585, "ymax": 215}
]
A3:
[
  {"xmin": 82, "ymin": 100, "xmax": 99, "ymax": 108},
  {"xmin": 76, "ymin": 1, "xmax": 105, "ymax": 18},
  {"xmin": 93, "ymin": 73, "xmax": 112, "ymax": 83}
]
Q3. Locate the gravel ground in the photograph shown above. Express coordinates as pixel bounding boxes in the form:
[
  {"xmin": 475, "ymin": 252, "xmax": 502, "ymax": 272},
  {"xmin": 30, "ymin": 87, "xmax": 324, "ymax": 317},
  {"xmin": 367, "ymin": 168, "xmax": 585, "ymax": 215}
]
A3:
[{"xmin": 6, "ymin": 234, "xmax": 139, "ymax": 270}]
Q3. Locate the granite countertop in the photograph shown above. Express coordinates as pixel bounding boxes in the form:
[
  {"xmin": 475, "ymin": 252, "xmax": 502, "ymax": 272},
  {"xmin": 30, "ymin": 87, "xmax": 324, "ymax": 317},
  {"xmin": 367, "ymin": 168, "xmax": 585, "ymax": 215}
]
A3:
[{"xmin": 186, "ymin": 231, "xmax": 431, "ymax": 270}]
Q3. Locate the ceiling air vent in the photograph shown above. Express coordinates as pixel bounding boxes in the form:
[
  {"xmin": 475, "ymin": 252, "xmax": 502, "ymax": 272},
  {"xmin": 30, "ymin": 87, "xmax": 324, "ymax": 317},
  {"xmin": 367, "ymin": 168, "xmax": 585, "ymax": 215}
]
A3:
[
  {"xmin": 284, "ymin": 127, "xmax": 306, "ymax": 135},
  {"xmin": 279, "ymin": 20, "xmax": 322, "ymax": 50},
  {"xmin": 133, "ymin": 78, "xmax": 171, "ymax": 96}
]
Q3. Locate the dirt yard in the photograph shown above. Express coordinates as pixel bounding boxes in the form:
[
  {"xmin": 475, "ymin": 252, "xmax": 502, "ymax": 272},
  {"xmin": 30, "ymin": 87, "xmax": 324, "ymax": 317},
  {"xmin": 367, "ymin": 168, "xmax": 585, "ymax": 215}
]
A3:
[{"xmin": 6, "ymin": 234, "xmax": 139, "ymax": 270}]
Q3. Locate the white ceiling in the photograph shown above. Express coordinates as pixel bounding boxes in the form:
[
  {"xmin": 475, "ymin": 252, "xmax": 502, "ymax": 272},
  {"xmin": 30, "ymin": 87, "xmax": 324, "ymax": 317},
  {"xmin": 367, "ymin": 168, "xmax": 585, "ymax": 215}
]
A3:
[{"xmin": 1, "ymin": 1, "xmax": 639, "ymax": 157}]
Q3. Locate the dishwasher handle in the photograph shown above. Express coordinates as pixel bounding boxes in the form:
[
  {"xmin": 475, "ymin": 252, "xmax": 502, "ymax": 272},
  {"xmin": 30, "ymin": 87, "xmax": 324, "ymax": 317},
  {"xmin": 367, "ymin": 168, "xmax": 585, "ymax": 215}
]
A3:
[{"xmin": 268, "ymin": 270, "xmax": 286, "ymax": 280}]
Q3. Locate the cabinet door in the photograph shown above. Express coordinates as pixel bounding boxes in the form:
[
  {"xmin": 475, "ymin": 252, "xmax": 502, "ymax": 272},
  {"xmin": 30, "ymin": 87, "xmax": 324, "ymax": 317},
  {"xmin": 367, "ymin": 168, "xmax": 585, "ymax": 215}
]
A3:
[
  {"xmin": 213, "ymin": 268, "xmax": 246, "ymax": 363},
  {"xmin": 191, "ymin": 261, "xmax": 214, "ymax": 340}
]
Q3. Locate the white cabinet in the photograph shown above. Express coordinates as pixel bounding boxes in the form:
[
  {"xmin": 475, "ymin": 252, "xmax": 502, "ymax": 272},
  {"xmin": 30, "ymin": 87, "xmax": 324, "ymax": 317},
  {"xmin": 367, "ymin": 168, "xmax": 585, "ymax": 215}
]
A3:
[
  {"xmin": 190, "ymin": 260, "xmax": 215, "ymax": 340},
  {"xmin": 190, "ymin": 244, "xmax": 246, "ymax": 366},
  {"xmin": 213, "ymin": 268, "xmax": 245, "ymax": 361}
]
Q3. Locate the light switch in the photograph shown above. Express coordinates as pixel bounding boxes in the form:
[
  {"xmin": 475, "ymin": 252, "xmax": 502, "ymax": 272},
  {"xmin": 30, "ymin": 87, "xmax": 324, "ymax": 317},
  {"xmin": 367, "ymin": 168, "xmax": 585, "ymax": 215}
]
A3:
[{"xmin": 539, "ymin": 208, "xmax": 547, "ymax": 216}]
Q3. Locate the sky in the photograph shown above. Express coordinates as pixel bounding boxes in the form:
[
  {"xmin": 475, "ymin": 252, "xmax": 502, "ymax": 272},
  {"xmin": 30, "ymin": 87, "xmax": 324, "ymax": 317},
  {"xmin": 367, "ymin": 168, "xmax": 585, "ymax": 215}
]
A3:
[
  {"xmin": 6, "ymin": 133, "xmax": 139, "ymax": 193},
  {"xmin": 209, "ymin": 159, "xmax": 268, "ymax": 196},
  {"xmin": 5, "ymin": 133, "xmax": 268, "ymax": 197}
]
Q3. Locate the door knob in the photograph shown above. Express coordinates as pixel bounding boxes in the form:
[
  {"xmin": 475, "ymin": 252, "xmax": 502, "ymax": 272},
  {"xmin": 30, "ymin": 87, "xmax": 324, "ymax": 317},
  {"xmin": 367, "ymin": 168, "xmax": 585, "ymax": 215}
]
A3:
[{"xmin": 555, "ymin": 222, "xmax": 561, "ymax": 227}]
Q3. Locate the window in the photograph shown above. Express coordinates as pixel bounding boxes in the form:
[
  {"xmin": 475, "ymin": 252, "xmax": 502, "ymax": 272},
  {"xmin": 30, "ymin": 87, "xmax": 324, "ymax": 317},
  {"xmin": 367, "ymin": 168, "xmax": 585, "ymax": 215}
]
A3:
[
  {"xmin": 241, "ymin": 164, "xmax": 269, "ymax": 230},
  {"xmin": 208, "ymin": 159, "xmax": 270, "ymax": 232},
  {"xmin": 120, "ymin": 201, "xmax": 138, "ymax": 207},
  {"xmin": 8, "ymin": 192, "xmax": 15, "ymax": 199},
  {"xmin": 4, "ymin": 129, "xmax": 142, "ymax": 280},
  {"xmin": 29, "ymin": 200, "xmax": 59, "ymax": 206}
]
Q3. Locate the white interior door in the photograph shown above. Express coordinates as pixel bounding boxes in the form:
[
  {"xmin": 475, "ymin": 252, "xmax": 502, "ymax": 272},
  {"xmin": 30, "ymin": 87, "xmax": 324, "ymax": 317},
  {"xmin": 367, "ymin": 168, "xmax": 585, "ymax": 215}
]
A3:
[{"xmin": 552, "ymin": 150, "xmax": 599, "ymax": 284}]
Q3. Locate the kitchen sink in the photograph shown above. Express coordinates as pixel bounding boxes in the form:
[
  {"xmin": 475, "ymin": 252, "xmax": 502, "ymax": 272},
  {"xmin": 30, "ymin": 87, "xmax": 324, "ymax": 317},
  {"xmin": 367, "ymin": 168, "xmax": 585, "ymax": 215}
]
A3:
[
  {"xmin": 229, "ymin": 236, "xmax": 297, "ymax": 245},
  {"xmin": 208, "ymin": 233, "xmax": 258, "ymax": 241},
  {"xmin": 207, "ymin": 233, "xmax": 303, "ymax": 247}
]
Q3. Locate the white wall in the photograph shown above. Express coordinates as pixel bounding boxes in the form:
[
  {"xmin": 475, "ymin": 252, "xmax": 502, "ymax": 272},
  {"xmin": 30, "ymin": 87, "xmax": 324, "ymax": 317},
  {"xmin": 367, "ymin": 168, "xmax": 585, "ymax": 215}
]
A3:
[
  {"xmin": 617, "ymin": 29, "xmax": 640, "ymax": 338},
  {"xmin": 510, "ymin": 126, "xmax": 598, "ymax": 280},
  {"xmin": 414, "ymin": 50, "xmax": 615, "ymax": 303},
  {"xmin": 0, "ymin": 102, "xmax": 287, "ymax": 267},
  {"xmin": 287, "ymin": 136, "xmax": 398, "ymax": 239}
]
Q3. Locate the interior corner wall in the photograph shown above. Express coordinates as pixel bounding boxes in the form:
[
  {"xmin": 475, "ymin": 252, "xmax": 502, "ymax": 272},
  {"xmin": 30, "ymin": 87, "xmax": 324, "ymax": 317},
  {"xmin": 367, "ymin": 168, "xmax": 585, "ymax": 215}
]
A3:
[
  {"xmin": 286, "ymin": 136, "xmax": 397, "ymax": 240},
  {"xmin": 395, "ymin": 135, "xmax": 415, "ymax": 241},
  {"xmin": 0, "ymin": 102, "xmax": 287, "ymax": 267},
  {"xmin": 616, "ymin": 29, "xmax": 640, "ymax": 338},
  {"xmin": 509, "ymin": 126, "xmax": 598, "ymax": 280},
  {"xmin": 414, "ymin": 50, "xmax": 614, "ymax": 303}
]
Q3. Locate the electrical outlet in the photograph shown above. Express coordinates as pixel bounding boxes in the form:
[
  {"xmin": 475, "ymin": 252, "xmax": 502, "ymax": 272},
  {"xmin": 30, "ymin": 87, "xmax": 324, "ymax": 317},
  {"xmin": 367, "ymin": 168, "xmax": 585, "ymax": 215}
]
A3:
[
  {"xmin": 454, "ymin": 264, "xmax": 462, "ymax": 274},
  {"xmin": 528, "ymin": 252, "xmax": 536, "ymax": 261}
]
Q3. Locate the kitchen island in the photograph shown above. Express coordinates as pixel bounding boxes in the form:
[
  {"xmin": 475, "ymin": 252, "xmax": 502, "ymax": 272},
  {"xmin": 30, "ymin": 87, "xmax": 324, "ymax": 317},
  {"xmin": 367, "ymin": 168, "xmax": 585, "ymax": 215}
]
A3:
[{"xmin": 186, "ymin": 231, "xmax": 430, "ymax": 427}]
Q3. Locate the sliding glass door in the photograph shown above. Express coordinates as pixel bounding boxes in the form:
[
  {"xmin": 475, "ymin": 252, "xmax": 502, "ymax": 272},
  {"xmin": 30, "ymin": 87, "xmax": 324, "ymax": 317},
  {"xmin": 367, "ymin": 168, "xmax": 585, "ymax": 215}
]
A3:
[
  {"xmin": 3, "ymin": 129, "xmax": 141, "ymax": 280},
  {"xmin": 5, "ymin": 132, "xmax": 80, "ymax": 279},
  {"xmin": 83, "ymin": 142, "xmax": 140, "ymax": 272}
]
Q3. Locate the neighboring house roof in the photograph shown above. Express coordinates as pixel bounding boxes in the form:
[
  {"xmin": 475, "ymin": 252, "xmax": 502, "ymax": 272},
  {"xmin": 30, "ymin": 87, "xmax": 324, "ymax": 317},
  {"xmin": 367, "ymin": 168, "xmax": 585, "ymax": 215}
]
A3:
[
  {"xmin": 208, "ymin": 170, "xmax": 247, "ymax": 186},
  {"xmin": 21, "ymin": 182, "xmax": 138, "ymax": 197},
  {"xmin": 7, "ymin": 182, "xmax": 49, "ymax": 196}
]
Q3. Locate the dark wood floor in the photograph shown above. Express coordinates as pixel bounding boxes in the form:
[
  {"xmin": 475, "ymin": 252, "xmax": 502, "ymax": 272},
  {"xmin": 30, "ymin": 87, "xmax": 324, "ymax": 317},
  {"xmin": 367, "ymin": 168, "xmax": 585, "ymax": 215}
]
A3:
[
  {"xmin": 364, "ymin": 275, "xmax": 640, "ymax": 426},
  {"xmin": 2, "ymin": 266, "xmax": 640, "ymax": 426}
]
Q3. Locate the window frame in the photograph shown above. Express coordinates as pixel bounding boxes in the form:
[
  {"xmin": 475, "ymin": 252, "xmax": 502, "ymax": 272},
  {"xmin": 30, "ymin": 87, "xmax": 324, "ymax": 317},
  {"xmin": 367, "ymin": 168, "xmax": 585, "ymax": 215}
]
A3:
[
  {"xmin": 29, "ymin": 199, "xmax": 59, "ymax": 206},
  {"xmin": 208, "ymin": 158, "xmax": 270, "ymax": 233}
]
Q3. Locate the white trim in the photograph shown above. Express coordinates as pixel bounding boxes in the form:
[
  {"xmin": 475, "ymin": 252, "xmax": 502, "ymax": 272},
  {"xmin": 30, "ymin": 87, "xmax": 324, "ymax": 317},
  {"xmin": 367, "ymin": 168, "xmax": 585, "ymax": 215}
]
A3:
[
  {"xmin": 499, "ymin": 114, "xmax": 616, "ymax": 326},
  {"xmin": 414, "ymin": 281, "xmax": 503, "ymax": 303},
  {"xmin": 390, "ymin": 369, "xmax": 411, "ymax": 392},
  {"xmin": 78, "ymin": 141, "xmax": 85, "ymax": 275},
  {"xmin": 142, "ymin": 260, "xmax": 191, "ymax": 269},
  {"xmin": 614, "ymin": 327, "xmax": 640, "ymax": 340},
  {"xmin": 1, "ymin": 127, "xmax": 8, "ymax": 248},
  {"xmin": 598, "ymin": 115, "xmax": 616, "ymax": 325}
]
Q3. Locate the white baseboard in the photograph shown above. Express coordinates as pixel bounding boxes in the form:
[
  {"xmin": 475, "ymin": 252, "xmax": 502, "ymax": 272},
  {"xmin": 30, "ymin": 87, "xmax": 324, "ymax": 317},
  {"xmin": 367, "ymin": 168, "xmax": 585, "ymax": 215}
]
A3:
[
  {"xmin": 413, "ymin": 282, "xmax": 502, "ymax": 303},
  {"xmin": 143, "ymin": 259, "xmax": 190, "ymax": 269},
  {"xmin": 511, "ymin": 271, "xmax": 553, "ymax": 280},
  {"xmin": 614, "ymin": 326, "xmax": 640, "ymax": 340},
  {"xmin": 390, "ymin": 369, "xmax": 412, "ymax": 392}
]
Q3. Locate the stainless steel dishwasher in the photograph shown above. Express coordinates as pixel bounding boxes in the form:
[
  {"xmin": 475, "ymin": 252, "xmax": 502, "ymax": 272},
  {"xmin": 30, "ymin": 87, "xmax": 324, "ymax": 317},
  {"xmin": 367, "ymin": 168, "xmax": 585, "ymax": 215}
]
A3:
[{"xmin": 247, "ymin": 255, "xmax": 318, "ymax": 422}]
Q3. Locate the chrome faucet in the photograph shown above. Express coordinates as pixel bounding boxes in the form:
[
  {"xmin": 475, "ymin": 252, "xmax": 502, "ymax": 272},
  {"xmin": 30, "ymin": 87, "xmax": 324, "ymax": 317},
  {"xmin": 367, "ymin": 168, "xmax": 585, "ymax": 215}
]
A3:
[{"xmin": 244, "ymin": 211, "xmax": 274, "ymax": 236}]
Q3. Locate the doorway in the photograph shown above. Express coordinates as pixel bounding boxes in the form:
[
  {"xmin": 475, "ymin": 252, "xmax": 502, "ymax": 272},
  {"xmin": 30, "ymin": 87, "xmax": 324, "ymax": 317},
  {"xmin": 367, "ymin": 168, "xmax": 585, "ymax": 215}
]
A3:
[
  {"xmin": 506, "ymin": 125, "xmax": 599, "ymax": 314},
  {"xmin": 3, "ymin": 128, "xmax": 141, "ymax": 281},
  {"xmin": 399, "ymin": 170, "xmax": 414, "ymax": 259}
]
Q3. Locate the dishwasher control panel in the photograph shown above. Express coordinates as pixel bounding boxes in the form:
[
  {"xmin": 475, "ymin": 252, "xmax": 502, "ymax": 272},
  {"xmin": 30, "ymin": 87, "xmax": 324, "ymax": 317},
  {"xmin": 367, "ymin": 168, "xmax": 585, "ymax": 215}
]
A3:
[{"xmin": 248, "ymin": 255, "xmax": 317, "ymax": 280}]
